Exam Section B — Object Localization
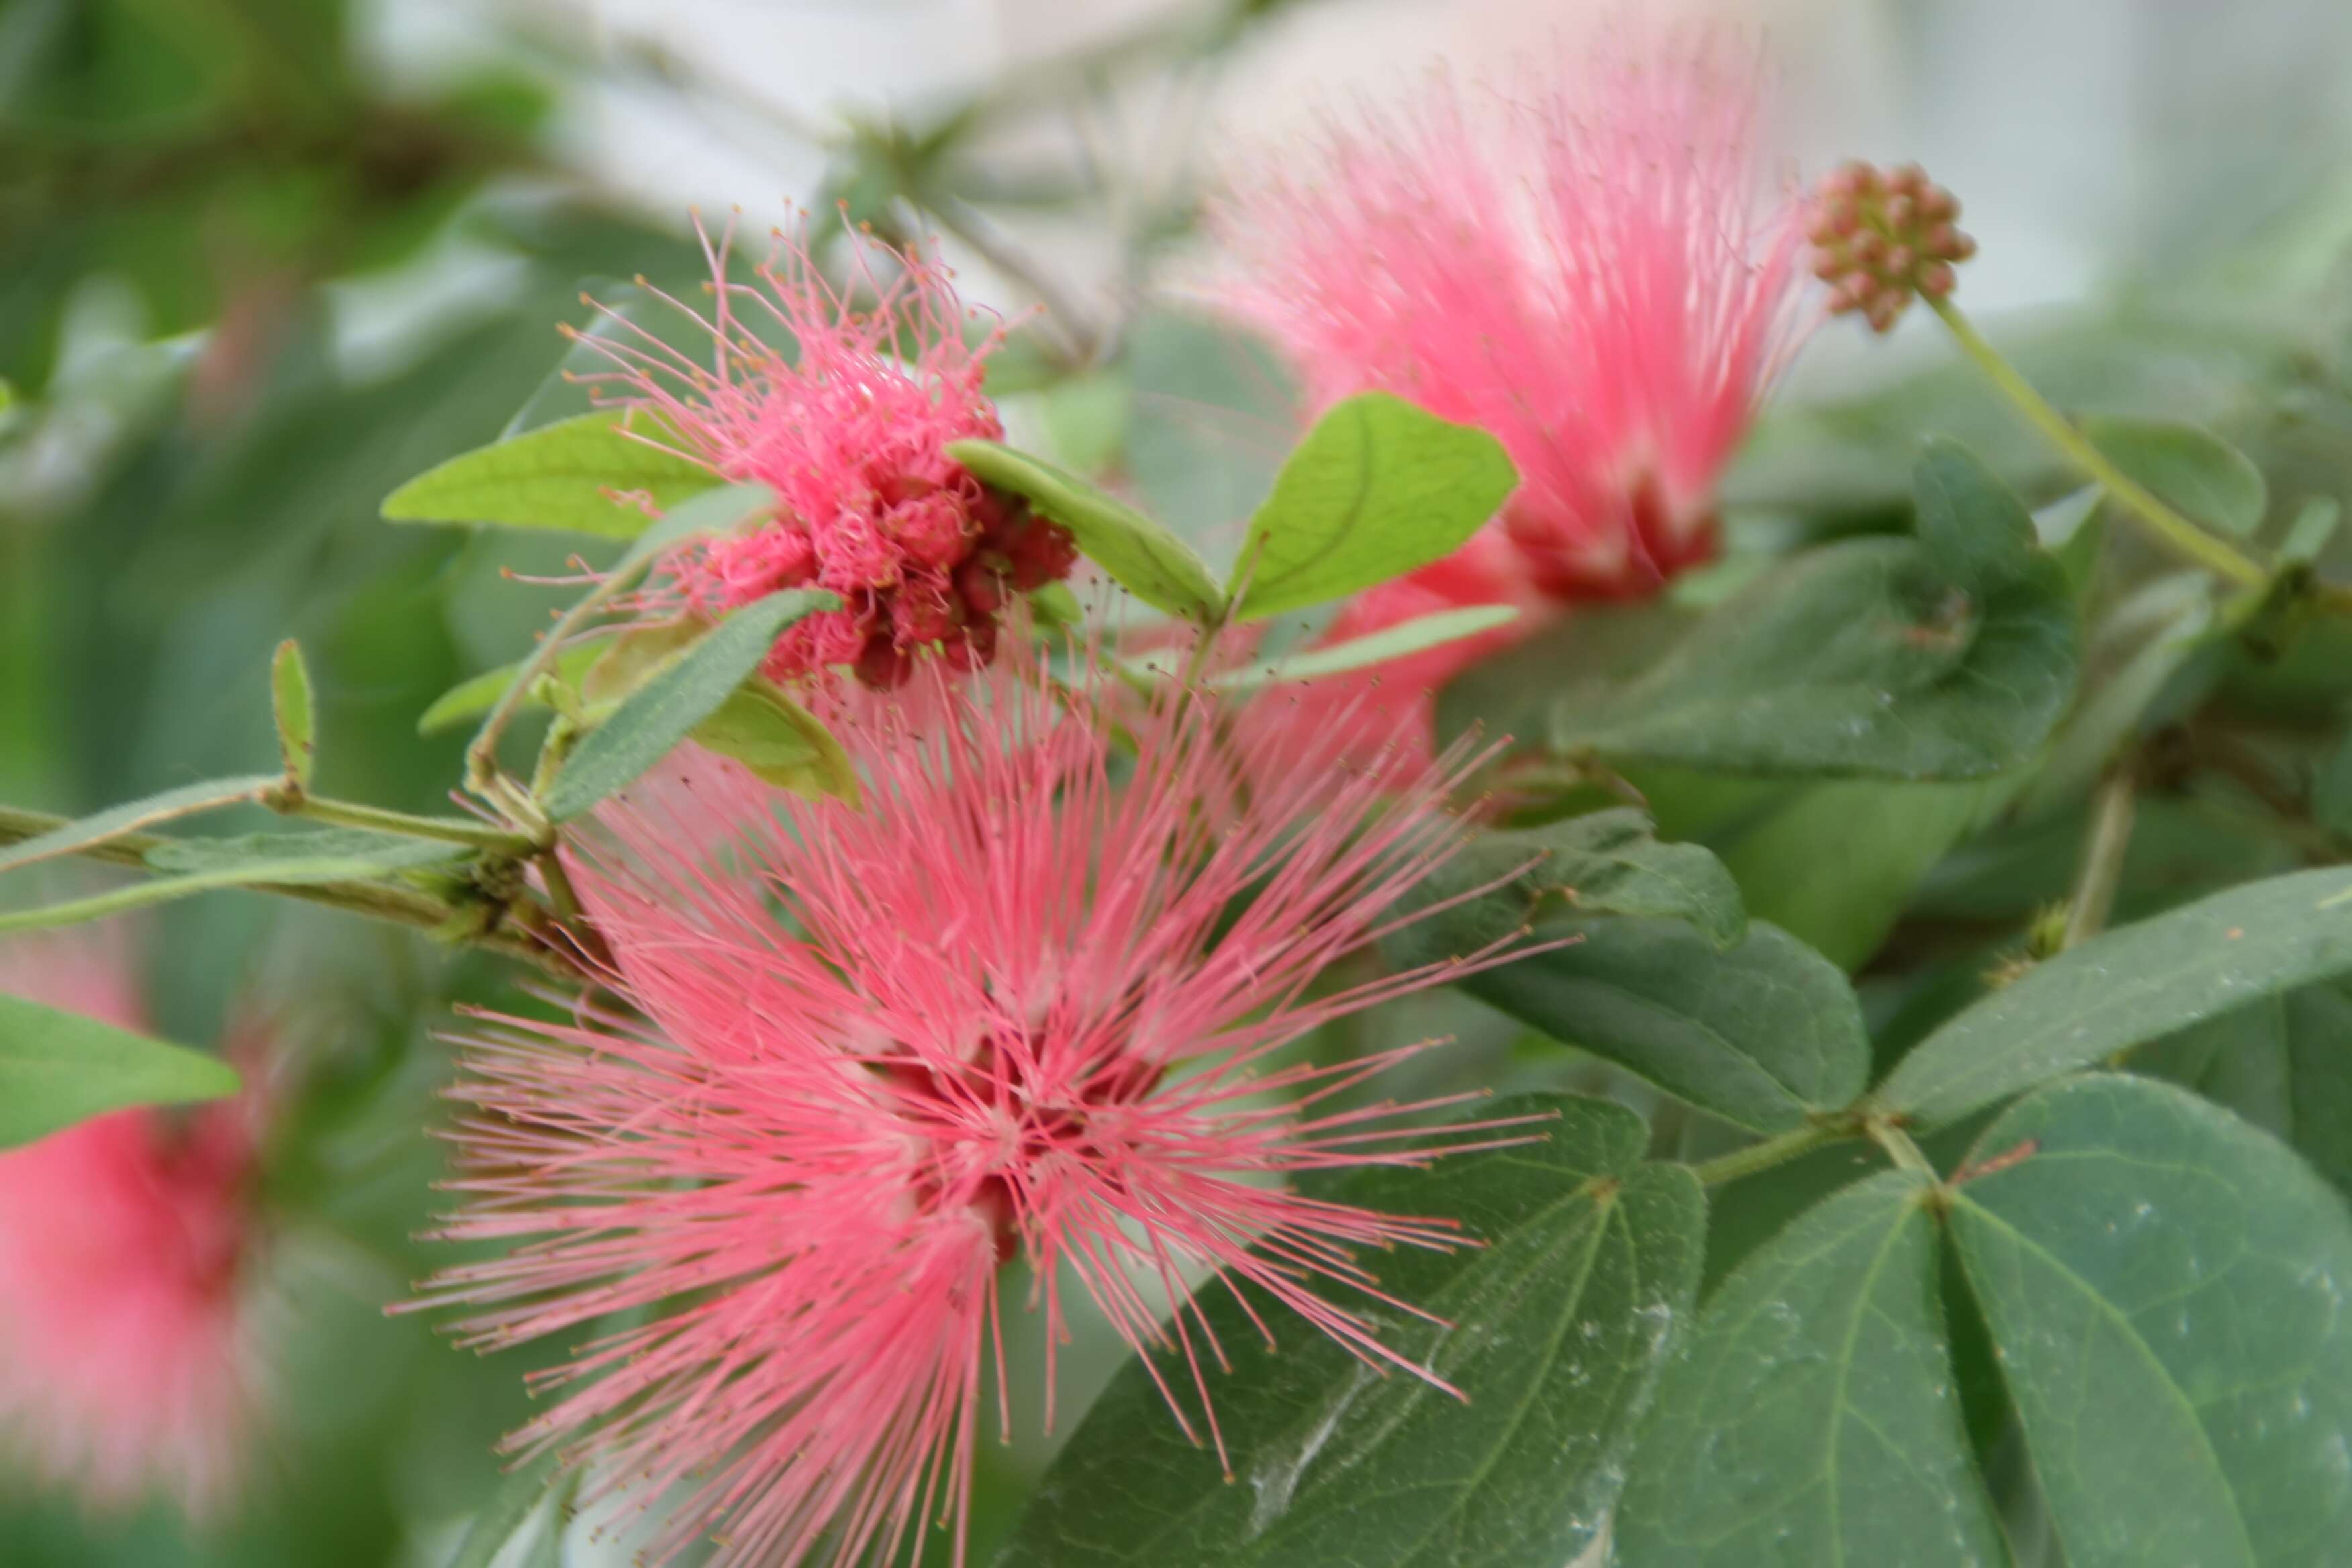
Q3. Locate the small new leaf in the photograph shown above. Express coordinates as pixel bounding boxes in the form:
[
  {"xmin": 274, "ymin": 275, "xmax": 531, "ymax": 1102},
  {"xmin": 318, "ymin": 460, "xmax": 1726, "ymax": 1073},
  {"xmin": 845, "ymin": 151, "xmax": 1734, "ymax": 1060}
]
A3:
[
  {"xmin": 0, "ymin": 776, "xmax": 279, "ymax": 879},
  {"xmin": 271, "ymin": 640, "xmax": 316, "ymax": 791}
]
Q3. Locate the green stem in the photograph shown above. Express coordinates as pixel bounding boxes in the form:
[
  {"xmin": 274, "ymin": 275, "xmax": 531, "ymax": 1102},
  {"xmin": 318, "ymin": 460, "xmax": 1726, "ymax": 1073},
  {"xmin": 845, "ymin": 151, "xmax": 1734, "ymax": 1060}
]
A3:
[
  {"xmin": 467, "ymin": 575, "xmax": 638, "ymax": 799},
  {"xmin": 2063, "ymin": 764, "xmax": 2138, "ymax": 950},
  {"xmin": 1692, "ymin": 1120, "xmax": 1849, "ymax": 1186},
  {"xmin": 0, "ymin": 803, "xmax": 571, "ymax": 975},
  {"xmin": 1927, "ymin": 296, "xmax": 2269, "ymax": 589},
  {"xmin": 277, "ymin": 792, "xmax": 536, "ymax": 854},
  {"xmin": 1866, "ymin": 1117, "xmax": 1939, "ymax": 1181}
]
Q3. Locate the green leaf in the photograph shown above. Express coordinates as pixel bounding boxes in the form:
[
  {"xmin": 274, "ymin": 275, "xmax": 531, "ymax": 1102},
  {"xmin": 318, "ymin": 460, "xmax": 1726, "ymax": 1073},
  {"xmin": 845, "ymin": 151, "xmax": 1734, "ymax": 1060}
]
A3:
[
  {"xmin": 1614, "ymin": 1172, "xmax": 2004, "ymax": 1567},
  {"xmin": 271, "ymin": 639, "xmax": 316, "ymax": 791},
  {"xmin": 0, "ymin": 852, "xmax": 428, "ymax": 934},
  {"xmin": 1230, "ymin": 392, "xmax": 1516, "ymax": 620},
  {"xmin": 143, "ymin": 828, "xmax": 468, "ymax": 877},
  {"xmin": 1209, "ymin": 605, "xmax": 1518, "ymax": 690},
  {"xmin": 2020, "ymin": 570, "xmax": 2218, "ymax": 817},
  {"xmin": 2133, "ymin": 984, "xmax": 2352, "ymax": 1200},
  {"xmin": 946, "ymin": 438, "xmax": 1224, "ymax": 622},
  {"xmin": 1404, "ymin": 912, "xmax": 1866, "ymax": 1133},
  {"xmin": 544, "ymin": 590, "xmax": 832, "ymax": 822},
  {"xmin": 2081, "ymin": 414, "xmax": 2268, "ymax": 535},
  {"xmin": 381, "ymin": 409, "xmax": 718, "ymax": 540},
  {"xmin": 995, "ymin": 1096, "xmax": 1702, "ymax": 1567},
  {"xmin": 689, "ymin": 680, "xmax": 859, "ymax": 804},
  {"xmin": 0, "ymin": 992, "xmax": 242, "ymax": 1148},
  {"xmin": 1947, "ymin": 1073, "xmax": 2352, "ymax": 1567},
  {"xmin": 2281, "ymin": 496, "xmax": 2343, "ymax": 565},
  {"xmin": 446, "ymin": 1451, "xmax": 564, "ymax": 1568},
  {"xmin": 0, "ymin": 775, "xmax": 279, "ymax": 878},
  {"xmin": 1879, "ymin": 866, "xmax": 2352, "ymax": 1128},
  {"xmin": 1393, "ymin": 809, "xmax": 1745, "ymax": 952},
  {"xmin": 418, "ymin": 640, "xmax": 611, "ymax": 735},
  {"xmin": 1535, "ymin": 442, "xmax": 2079, "ymax": 779},
  {"xmin": 611, "ymin": 479, "xmax": 775, "ymax": 576}
]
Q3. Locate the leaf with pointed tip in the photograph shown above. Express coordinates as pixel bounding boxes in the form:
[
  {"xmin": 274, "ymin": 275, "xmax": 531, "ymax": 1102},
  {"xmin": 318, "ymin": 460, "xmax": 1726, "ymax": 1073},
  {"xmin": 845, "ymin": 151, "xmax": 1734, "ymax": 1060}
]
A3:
[
  {"xmin": 271, "ymin": 640, "xmax": 315, "ymax": 789},
  {"xmin": 418, "ymin": 640, "xmax": 611, "ymax": 735},
  {"xmin": 382, "ymin": 409, "xmax": 718, "ymax": 538},
  {"xmin": 445, "ymin": 1451, "xmax": 565, "ymax": 1568},
  {"xmin": 948, "ymin": 439, "xmax": 1224, "ymax": 622},
  {"xmin": 1614, "ymin": 1171, "xmax": 2004, "ymax": 1567},
  {"xmin": 1947, "ymin": 1073, "xmax": 2352, "ymax": 1567},
  {"xmin": 1231, "ymin": 393, "xmax": 1516, "ymax": 620},
  {"xmin": 0, "ymin": 993, "xmax": 242, "ymax": 1148},
  {"xmin": 1879, "ymin": 866, "xmax": 2352, "ymax": 1128},
  {"xmin": 545, "ymin": 590, "xmax": 833, "ymax": 822},
  {"xmin": 689, "ymin": 680, "xmax": 859, "ymax": 805},
  {"xmin": 1210, "ymin": 605, "xmax": 1518, "ymax": 690},
  {"xmin": 995, "ymin": 1096, "xmax": 1702, "ymax": 1568},
  {"xmin": 0, "ymin": 776, "xmax": 279, "ymax": 878}
]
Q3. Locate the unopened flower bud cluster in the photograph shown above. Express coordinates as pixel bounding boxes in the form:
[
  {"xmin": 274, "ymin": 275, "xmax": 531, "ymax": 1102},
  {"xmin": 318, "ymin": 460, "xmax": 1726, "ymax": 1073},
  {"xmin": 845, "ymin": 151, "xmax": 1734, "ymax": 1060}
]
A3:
[{"xmin": 1810, "ymin": 161, "xmax": 1976, "ymax": 332}]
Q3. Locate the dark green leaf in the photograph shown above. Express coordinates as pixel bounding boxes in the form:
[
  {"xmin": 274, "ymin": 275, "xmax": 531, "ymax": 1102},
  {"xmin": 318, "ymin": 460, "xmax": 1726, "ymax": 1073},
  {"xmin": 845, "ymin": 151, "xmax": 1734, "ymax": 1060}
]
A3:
[
  {"xmin": 0, "ymin": 775, "xmax": 278, "ymax": 877},
  {"xmin": 1615, "ymin": 1171, "xmax": 2004, "ymax": 1567},
  {"xmin": 995, "ymin": 1097, "xmax": 1702, "ymax": 1567},
  {"xmin": 1879, "ymin": 866, "xmax": 2352, "ymax": 1128},
  {"xmin": 143, "ymin": 829, "xmax": 468, "ymax": 877},
  {"xmin": 271, "ymin": 638, "xmax": 316, "ymax": 790},
  {"xmin": 1400, "ymin": 910, "xmax": 1866, "ymax": 1133},
  {"xmin": 418, "ymin": 640, "xmax": 611, "ymax": 735},
  {"xmin": 445, "ymin": 1451, "xmax": 564, "ymax": 1568},
  {"xmin": 2081, "ymin": 415, "xmax": 2268, "ymax": 535},
  {"xmin": 689, "ymin": 680, "xmax": 859, "ymax": 804},
  {"xmin": 1534, "ymin": 443, "xmax": 2077, "ymax": 779},
  {"xmin": 946, "ymin": 438, "xmax": 1224, "ymax": 621},
  {"xmin": 2020, "ymin": 570, "xmax": 2217, "ymax": 816},
  {"xmin": 1231, "ymin": 393, "xmax": 1516, "ymax": 620},
  {"xmin": 1435, "ymin": 601, "xmax": 1698, "ymax": 755},
  {"xmin": 381, "ymin": 410, "xmax": 717, "ymax": 540},
  {"xmin": 2134, "ymin": 984, "xmax": 2352, "ymax": 1199},
  {"xmin": 1947, "ymin": 1073, "xmax": 2352, "ymax": 1567},
  {"xmin": 545, "ymin": 590, "xmax": 832, "ymax": 822},
  {"xmin": 1393, "ymin": 809, "xmax": 1744, "ymax": 952},
  {"xmin": 1210, "ymin": 605, "xmax": 1518, "ymax": 690},
  {"xmin": 0, "ymin": 992, "xmax": 241, "ymax": 1148}
]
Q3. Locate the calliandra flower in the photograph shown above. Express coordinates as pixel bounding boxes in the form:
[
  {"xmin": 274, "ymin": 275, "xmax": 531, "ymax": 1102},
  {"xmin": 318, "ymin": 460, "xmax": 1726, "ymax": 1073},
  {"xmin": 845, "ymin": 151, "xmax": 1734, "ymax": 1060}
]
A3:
[
  {"xmin": 1217, "ymin": 26, "xmax": 1812, "ymax": 601},
  {"xmin": 411, "ymin": 658, "xmax": 1542, "ymax": 1567},
  {"xmin": 573, "ymin": 217, "xmax": 1077, "ymax": 689},
  {"xmin": 0, "ymin": 935, "xmax": 263, "ymax": 1519}
]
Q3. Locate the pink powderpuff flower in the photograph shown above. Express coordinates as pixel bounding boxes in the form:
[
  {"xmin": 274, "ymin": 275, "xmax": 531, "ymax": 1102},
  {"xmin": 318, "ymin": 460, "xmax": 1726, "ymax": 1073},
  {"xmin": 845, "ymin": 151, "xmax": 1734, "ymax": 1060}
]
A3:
[
  {"xmin": 411, "ymin": 658, "xmax": 1544, "ymax": 1567},
  {"xmin": 571, "ymin": 217, "xmax": 1077, "ymax": 689},
  {"xmin": 0, "ymin": 934, "xmax": 264, "ymax": 1519},
  {"xmin": 1217, "ymin": 25, "xmax": 1812, "ymax": 601}
]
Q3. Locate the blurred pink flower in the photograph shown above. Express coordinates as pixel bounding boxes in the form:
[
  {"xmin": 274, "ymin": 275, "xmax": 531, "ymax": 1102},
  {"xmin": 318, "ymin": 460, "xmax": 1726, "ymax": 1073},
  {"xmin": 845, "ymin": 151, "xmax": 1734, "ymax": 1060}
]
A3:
[
  {"xmin": 1218, "ymin": 27, "xmax": 1811, "ymax": 602},
  {"xmin": 415, "ymin": 663, "xmax": 1538, "ymax": 1566},
  {"xmin": 0, "ymin": 936, "xmax": 262, "ymax": 1519},
  {"xmin": 577, "ymin": 218, "xmax": 1076, "ymax": 689}
]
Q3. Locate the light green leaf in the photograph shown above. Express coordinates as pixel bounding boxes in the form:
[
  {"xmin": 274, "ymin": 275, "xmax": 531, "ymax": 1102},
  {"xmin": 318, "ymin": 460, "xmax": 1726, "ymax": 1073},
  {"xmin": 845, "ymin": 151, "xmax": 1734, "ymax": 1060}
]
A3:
[
  {"xmin": 946, "ymin": 438, "xmax": 1224, "ymax": 622},
  {"xmin": 2081, "ymin": 414, "xmax": 2268, "ymax": 535},
  {"xmin": 1615, "ymin": 1172, "xmax": 2004, "ymax": 1567},
  {"xmin": 1879, "ymin": 866, "xmax": 2352, "ymax": 1128},
  {"xmin": 0, "ymin": 992, "xmax": 242, "ymax": 1148},
  {"xmin": 611, "ymin": 479, "xmax": 774, "ymax": 575},
  {"xmin": 418, "ymin": 640, "xmax": 611, "ymax": 736},
  {"xmin": 0, "ymin": 775, "xmax": 279, "ymax": 878},
  {"xmin": 545, "ymin": 590, "xmax": 832, "ymax": 822},
  {"xmin": 0, "ymin": 854, "xmax": 423, "ymax": 933},
  {"xmin": 1210, "ymin": 605, "xmax": 1518, "ymax": 690},
  {"xmin": 271, "ymin": 639, "xmax": 315, "ymax": 790},
  {"xmin": 996, "ymin": 1097, "xmax": 1702, "ymax": 1567},
  {"xmin": 143, "ymin": 828, "xmax": 468, "ymax": 877},
  {"xmin": 2281, "ymin": 497, "xmax": 2343, "ymax": 565},
  {"xmin": 1948, "ymin": 1073, "xmax": 2352, "ymax": 1566},
  {"xmin": 689, "ymin": 680, "xmax": 859, "ymax": 804},
  {"xmin": 1535, "ymin": 442, "xmax": 2079, "ymax": 779},
  {"xmin": 1231, "ymin": 392, "xmax": 1516, "ymax": 620},
  {"xmin": 381, "ymin": 409, "xmax": 718, "ymax": 540},
  {"xmin": 446, "ymin": 1451, "xmax": 565, "ymax": 1568}
]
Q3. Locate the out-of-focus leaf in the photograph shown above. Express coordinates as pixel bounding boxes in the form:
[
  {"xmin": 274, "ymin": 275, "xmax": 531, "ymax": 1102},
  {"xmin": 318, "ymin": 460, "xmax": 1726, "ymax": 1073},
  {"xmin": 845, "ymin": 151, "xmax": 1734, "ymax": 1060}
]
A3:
[
  {"xmin": 1614, "ymin": 1172, "xmax": 2003, "ymax": 1567},
  {"xmin": 996, "ymin": 1097, "xmax": 1702, "ymax": 1567},
  {"xmin": 1879, "ymin": 866, "xmax": 2352, "ymax": 1128},
  {"xmin": 1231, "ymin": 393, "xmax": 1516, "ymax": 620},
  {"xmin": 418, "ymin": 640, "xmax": 611, "ymax": 735},
  {"xmin": 545, "ymin": 590, "xmax": 832, "ymax": 821},
  {"xmin": 0, "ymin": 853, "xmax": 426, "ymax": 933},
  {"xmin": 1208, "ymin": 605, "xmax": 1518, "ymax": 690},
  {"xmin": 271, "ymin": 639, "xmax": 316, "ymax": 790},
  {"xmin": 445, "ymin": 1451, "xmax": 565, "ymax": 1568},
  {"xmin": 2081, "ymin": 414, "xmax": 2268, "ymax": 535},
  {"xmin": 1121, "ymin": 309, "xmax": 1296, "ymax": 539},
  {"xmin": 1532, "ymin": 442, "xmax": 2079, "ymax": 779},
  {"xmin": 948, "ymin": 438, "xmax": 1224, "ymax": 621},
  {"xmin": 143, "ymin": 828, "xmax": 468, "ymax": 877},
  {"xmin": 1042, "ymin": 369, "xmax": 1134, "ymax": 473},
  {"xmin": 1392, "ymin": 809, "xmax": 1745, "ymax": 952},
  {"xmin": 2022, "ymin": 571, "xmax": 2218, "ymax": 817},
  {"xmin": 0, "ymin": 993, "xmax": 241, "ymax": 1149},
  {"xmin": 381, "ymin": 410, "xmax": 717, "ymax": 539},
  {"xmin": 0, "ymin": 775, "xmax": 279, "ymax": 877},
  {"xmin": 1947, "ymin": 1074, "xmax": 2352, "ymax": 1567}
]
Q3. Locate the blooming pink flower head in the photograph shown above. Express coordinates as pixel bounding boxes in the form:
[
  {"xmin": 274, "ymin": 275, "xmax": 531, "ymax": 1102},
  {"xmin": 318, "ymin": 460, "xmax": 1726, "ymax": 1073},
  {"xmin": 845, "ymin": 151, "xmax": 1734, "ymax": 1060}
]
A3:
[
  {"xmin": 574, "ymin": 215, "xmax": 1078, "ymax": 689},
  {"xmin": 1218, "ymin": 25, "xmax": 1812, "ymax": 599},
  {"xmin": 413, "ymin": 656, "xmax": 1541, "ymax": 1566},
  {"xmin": 0, "ymin": 934, "xmax": 264, "ymax": 1519}
]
